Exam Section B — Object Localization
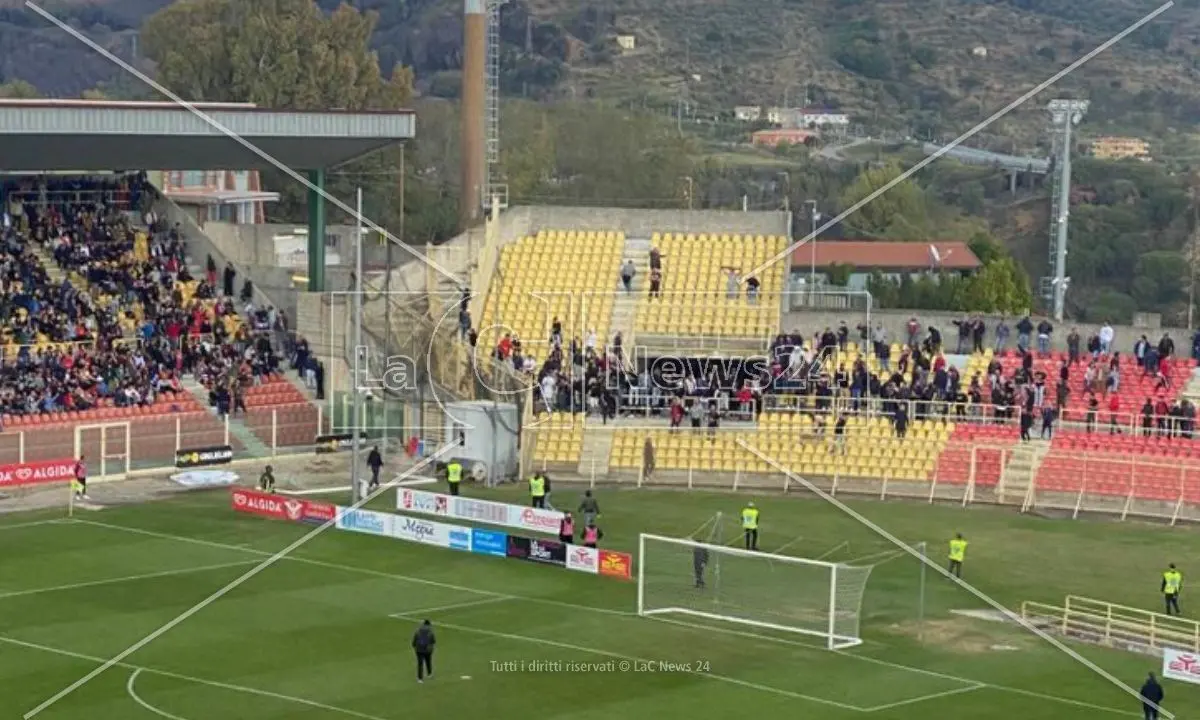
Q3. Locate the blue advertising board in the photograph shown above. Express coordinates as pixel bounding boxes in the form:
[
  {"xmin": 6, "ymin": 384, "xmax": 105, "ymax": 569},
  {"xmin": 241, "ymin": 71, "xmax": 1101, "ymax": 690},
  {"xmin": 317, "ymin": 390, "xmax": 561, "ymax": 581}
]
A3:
[
  {"xmin": 448, "ymin": 526, "xmax": 471, "ymax": 551},
  {"xmin": 470, "ymin": 527, "xmax": 507, "ymax": 557}
]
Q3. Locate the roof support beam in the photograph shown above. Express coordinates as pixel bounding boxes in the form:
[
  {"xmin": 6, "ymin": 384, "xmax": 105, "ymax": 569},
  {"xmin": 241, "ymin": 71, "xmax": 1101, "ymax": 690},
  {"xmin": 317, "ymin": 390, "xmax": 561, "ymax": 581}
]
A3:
[{"xmin": 307, "ymin": 169, "xmax": 326, "ymax": 293}]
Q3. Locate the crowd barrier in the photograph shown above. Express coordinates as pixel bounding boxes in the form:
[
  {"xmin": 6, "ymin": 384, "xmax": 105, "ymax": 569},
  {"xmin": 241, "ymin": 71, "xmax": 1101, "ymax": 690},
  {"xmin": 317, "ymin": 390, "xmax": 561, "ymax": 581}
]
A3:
[{"xmin": 230, "ymin": 487, "xmax": 633, "ymax": 580}]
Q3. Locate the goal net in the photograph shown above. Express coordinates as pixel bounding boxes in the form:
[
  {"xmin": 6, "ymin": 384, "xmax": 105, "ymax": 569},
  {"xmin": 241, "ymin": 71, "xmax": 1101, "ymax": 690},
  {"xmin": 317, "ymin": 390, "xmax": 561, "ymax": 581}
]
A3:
[{"xmin": 637, "ymin": 533, "xmax": 873, "ymax": 649}]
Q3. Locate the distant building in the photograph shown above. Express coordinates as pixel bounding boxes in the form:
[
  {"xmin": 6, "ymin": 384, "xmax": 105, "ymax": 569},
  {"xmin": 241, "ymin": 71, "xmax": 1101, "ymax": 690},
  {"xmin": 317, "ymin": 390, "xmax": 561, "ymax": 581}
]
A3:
[
  {"xmin": 766, "ymin": 107, "xmax": 850, "ymax": 129},
  {"xmin": 790, "ymin": 241, "xmax": 982, "ymax": 290},
  {"xmin": 734, "ymin": 106, "xmax": 762, "ymax": 122},
  {"xmin": 152, "ymin": 170, "xmax": 279, "ymax": 225},
  {"xmin": 972, "ymin": 46, "xmax": 988, "ymax": 58},
  {"xmin": 1090, "ymin": 136, "xmax": 1151, "ymax": 161},
  {"xmin": 617, "ymin": 34, "xmax": 636, "ymax": 51},
  {"xmin": 752, "ymin": 129, "xmax": 816, "ymax": 148}
]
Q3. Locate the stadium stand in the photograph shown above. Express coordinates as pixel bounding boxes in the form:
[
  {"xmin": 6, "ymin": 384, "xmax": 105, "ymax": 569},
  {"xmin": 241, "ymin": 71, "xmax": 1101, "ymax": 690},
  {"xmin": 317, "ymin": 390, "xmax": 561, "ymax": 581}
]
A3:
[
  {"xmin": 480, "ymin": 230, "xmax": 623, "ymax": 365},
  {"xmin": 0, "ymin": 174, "xmax": 318, "ymax": 468},
  {"xmin": 635, "ymin": 232, "xmax": 788, "ymax": 339},
  {"xmin": 530, "ymin": 412, "xmax": 586, "ymax": 467}
]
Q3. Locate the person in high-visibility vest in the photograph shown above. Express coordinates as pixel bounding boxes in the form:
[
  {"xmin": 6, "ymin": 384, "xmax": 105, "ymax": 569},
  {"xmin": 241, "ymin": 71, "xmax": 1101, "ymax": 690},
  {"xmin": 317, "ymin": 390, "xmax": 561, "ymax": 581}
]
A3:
[
  {"xmin": 445, "ymin": 460, "xmax": 463, "ymax": 496},
  {"xmin": 582, "ymin": 521, "xmax": 603, "ymax": 549},
  {"xmin": 529, "ymin": 473, "xmax": 547, "ymax": 508},
  {"xmin": 1162, "ymin": 564, "xmax": 1184, "ymax": 616},
  {"xmin": 741, "ymin": 502, "xmax": 759, "ymax": 551},
  {"xmin": 948, "ymin": 534, "xmax": 968, "ymax": 578}
]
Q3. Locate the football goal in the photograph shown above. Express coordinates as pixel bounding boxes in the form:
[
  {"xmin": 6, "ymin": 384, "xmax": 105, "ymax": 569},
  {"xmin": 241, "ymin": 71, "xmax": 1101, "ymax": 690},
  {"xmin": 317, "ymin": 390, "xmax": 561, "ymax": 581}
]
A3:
[{"xmin": 637, "ymin": 533, "xmax": 873, "ymax": 649}]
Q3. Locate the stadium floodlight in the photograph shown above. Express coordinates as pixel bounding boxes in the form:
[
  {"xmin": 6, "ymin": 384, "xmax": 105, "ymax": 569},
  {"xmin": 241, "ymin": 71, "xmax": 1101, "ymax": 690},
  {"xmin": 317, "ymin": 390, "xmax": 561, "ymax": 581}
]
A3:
[{"xmin": 637, "ymin": 533, "xmax": 873, "ymax": 650}]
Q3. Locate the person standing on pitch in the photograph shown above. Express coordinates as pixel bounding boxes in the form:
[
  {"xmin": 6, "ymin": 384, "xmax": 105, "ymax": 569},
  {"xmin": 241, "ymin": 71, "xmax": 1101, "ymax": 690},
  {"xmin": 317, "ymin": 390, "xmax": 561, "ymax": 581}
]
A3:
[
  {"xmin": 259, "ymin": 465, "xmax": 275, "ymax": 493},
  {"xmin": 582, "ymin": 520, "xmax": 603, "ymax": 549},
  {"xmin": 693, "ymin": 544, "xmax": 709, "ymax": 588},
  {"xmin": 72, "ymin": 455, "xmax": 88, "ymax": 500},
  {"xmin": 948, "ymin": 534, "xmax": 968, "ymax": 578},
  {"xmin": 558, "ymin": 511, "xmax": 575, "ymax": 544},
  {"xmin": 529, "ymin": 472, "xmax": 548, "ymax": 508},
  {"xmin": 1140, "ymin": 671, "xmax": 1165, "ymax": 720},
  {"xmin": 445, "ymin": 458, "xmax": 463, "ymax": 496},
  {"xmin": 367, "ymin": 446, "xmax": 383, "ymax": 492},
  {"xmin": 1162, "ymin": 564, "xmax": 1183, "ymax": 615},
  {"xmin": 741, "ymin": 501, "xmax": 759, "ymax": 551},
  {"xmin": 412, "ymin": 619, "xmax": 436, "ymax": 683},
  {"xmin": 577, "ymin": 490, "xmax": 600, "ymax": 526}
]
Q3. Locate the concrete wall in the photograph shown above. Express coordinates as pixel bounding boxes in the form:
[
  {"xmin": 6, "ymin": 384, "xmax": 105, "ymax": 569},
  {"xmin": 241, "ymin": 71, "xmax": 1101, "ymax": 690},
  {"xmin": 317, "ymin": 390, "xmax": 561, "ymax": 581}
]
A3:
[
  {"xmin": 509, "ymin": 206, "xmax": 790, "ymax": 239},
  {"xmin": 200, "ymin": 222, "xmax": 382, "ymax": 268},
  {"xmin": 781, "ymin": 307, "xmax": 1189, "ymax": 351}
]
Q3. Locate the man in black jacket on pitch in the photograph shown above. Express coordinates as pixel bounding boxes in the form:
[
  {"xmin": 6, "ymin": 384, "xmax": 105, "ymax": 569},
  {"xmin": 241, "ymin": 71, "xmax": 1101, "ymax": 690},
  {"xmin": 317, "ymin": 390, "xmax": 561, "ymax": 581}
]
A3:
[
  {"xmin": 413, "ymin": 620, "xmax": 436, "ymax": 683},
  {"xmin": 1140, "ymin": 671, "xmax": 1164, "ymax": 720}
]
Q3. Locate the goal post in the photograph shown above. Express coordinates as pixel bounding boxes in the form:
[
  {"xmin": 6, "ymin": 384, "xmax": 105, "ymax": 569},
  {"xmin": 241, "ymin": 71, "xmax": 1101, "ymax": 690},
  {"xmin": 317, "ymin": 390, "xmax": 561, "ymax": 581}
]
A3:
[
  {"xmin": 637, "ymin": 533, "xmax": 873, "ymax": 650},
  {"xmin": 73, "ymin": 422, "xmax": 132, "ymax": 480}
]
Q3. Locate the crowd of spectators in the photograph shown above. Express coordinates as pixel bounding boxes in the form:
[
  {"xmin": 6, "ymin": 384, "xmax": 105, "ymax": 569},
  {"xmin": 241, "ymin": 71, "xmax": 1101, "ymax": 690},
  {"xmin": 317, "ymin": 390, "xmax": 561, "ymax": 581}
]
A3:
[{"xmin": 0, "ymin": 175, "xmax": 299, "ymax": 422}]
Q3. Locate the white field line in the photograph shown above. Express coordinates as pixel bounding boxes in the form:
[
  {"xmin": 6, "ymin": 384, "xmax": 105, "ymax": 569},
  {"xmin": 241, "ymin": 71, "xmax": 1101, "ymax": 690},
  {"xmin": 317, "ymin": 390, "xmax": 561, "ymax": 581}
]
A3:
[
  {"xmin": 0, "ymin": 518, "xmax": 75, "ymax": 531},
  {"xmin": 126, "ymin": 669, "xmax": 191, "ymax": 720},
  {"xmin": 388, "ymin": 614, "xmax": 868, "ymax": 713},
  {"xmin": 0, "ymin": 635, "xmax": 387, "ymax": 720},
  {"xmin": 278, "ymin": 475, "xmax": 436, "ymax": 497},
  {"xmin": 746, "ymin": 1, "xmax": 1176, "ymax": 280},
  {"xmin": 814, "ymin": 540, "xmax": 848, "ymax": 561},
  {"xmin": 0, "ymin": 561, "xmax": 260, "ymax": 600},
  {"xmin": 74, "ymin": 517, "xmax": 1136, "ymax": 717},
  {"xmin": 21, "ymin": 442, "xmax": 457, "ymax": 720},
  {"xmin": 739, "ymin": 439, "xmax": 1168, "ymax": 720},
  {"xmin": 844, "ymin": 548, "xmax": 907, "ymax": 565},
  {"xmin": 861, "ymin": 683, "xmax": 988, "ymax": 713},
  {"xmin": 393, "ymin": 596, "xmax": 516, "ymax": 618}
]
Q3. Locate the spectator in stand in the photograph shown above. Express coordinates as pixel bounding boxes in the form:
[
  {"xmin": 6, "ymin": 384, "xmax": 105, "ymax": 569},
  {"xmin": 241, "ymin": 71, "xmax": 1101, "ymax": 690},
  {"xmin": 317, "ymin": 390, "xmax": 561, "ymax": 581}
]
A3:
[
  {"xmin": 906, "ymin": 316, "xmax": 921, "ymax": 348},
  {"xmin": 648, "ymin": 268, "xmax": 661, "ymax": 299},
  {"xmin": 1040, "ymin": 404, "xmax": 1056, "ymax": 439},
  {"xmin": 1141, "ymin": 398, "xmax": 1154, "ymax": 437},
  {"xmin": 222, "ymin": 263, "xmax": 236, "ymax": 298},
  {"xmin": 724, "ymin": 268, "xmax": 739, "ymax": 300},
  {"xmin": 1036, "ymin": 318, "xmax": 1054, "ymax": 356},
  {"xmin": 1016, "ymin": 315, "xmax": 1034, "ymax": 353},
  {"xmin": 1159, "ymin": 333, "xmax": 1175, "ymax": 362},
  {"xmin": 206, "ymin": 254, "xmax": 217, "ymax": 287},
  {"xmin": 1100, "ymin": 322, "xmax": 1115, "ymax": 355},
  {"xmin": 836, "ymin": 321, "xmax": 849, "ymax": 352},
  {"xmin": 954, "ymin": 316, "xmax": 971, "ymax": 354},
  {"xmin": 971, "ymin": 316, "xmax": 986, "ymax": 354},
  {"xmin": 992, "ymin": 317, "xmax": 1008, "ymax": 352},
  {"xmin": 1086, "ymin": 393, "xmax": 1099, "ymax": 433},
  {"xmin": 745, "ymin": 275, "xmax": 760, "ymax": 304},
  {"xmin": 649, "ymin": 245, "xmax": 661, "ymax": 273},
  {"xmin": 620, "ymin": 259, "xmax": 636, "ymax": 293},
  {"xmin": 1109, "ymin": 393, "xmax": 1123, "ymax": 434},
  {"xmin": 1135, "ymin": 334, "xmax": 1149, "ymax": 369}
]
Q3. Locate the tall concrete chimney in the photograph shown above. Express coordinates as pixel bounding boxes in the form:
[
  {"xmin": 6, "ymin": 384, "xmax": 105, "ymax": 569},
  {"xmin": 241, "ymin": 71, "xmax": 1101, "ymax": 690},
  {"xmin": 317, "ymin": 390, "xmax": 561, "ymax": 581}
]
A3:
[{"xmin": 460, "ymin": 0, "xmax": 487, "ymax": 229}]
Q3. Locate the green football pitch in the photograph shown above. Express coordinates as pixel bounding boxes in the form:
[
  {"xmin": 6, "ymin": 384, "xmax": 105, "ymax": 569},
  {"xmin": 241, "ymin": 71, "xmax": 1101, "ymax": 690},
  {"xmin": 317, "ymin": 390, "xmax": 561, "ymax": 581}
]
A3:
[{"xmin": 2, "ymin": 483, "xmax": 1198, "ymax": 720}]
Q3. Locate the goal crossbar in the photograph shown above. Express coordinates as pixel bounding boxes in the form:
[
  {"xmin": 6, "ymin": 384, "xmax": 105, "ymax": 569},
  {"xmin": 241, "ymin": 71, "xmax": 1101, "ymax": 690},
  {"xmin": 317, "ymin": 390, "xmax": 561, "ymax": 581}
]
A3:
[{"xmin": 637, "ymin": 533, "xmax": 870, "ymax": 650}]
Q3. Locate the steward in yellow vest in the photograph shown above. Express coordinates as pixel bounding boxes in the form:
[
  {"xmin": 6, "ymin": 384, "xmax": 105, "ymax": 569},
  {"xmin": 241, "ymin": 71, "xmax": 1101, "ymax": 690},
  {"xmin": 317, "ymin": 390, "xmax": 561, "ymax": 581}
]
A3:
[
  {"xmin": 445, "ymin": 460, "xmax": 463, "ymax": 496},
  {"xmin": 529, "ymin": 473, "xmax": 548, "ymax": 508},
  {"xmin": 948, "ymin": 534, "xmax": 967, "ymax": 578},
  {"xmin": 1163, "ymin": 564, "xmax": 1183, "ymax": 616},
  {"xmin": 741, "ymin": 502, "xmax": 760, "ymax": 551}
]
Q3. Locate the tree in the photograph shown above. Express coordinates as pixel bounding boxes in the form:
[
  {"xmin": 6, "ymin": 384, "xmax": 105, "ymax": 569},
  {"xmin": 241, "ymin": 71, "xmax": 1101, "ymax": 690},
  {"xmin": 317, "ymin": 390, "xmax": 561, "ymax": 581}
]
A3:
[
  {"xmin": 839, "ymin": 163, "xmax": 928, "ymax": 237},
  {"xmin": 141, "ymin": 0, "xmax": 412, "ymax": 110},
  {"xmin": 0, "ymin": 80, "xmax": 40, "ymax": 99}
]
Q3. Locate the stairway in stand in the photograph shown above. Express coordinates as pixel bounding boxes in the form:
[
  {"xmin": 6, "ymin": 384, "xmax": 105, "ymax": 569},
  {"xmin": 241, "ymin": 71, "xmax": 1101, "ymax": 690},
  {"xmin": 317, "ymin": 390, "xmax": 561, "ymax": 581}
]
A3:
[
  {"xmin": 180, "ymin": 377, "xmax": 272, "ymax": 456},
  {"xmin": 998, "ymin": 439, "xmax": 1050, "ymax": 506},
  {"xmin": 609, "ymin": 236, "xmax": 651, "ymax": 369},
  {"xmin": 29, "ymin": 242, "xmax": 67, "ymax": 284},
  {"xmin": 576, "ymin": 423, "xmax": 614, "ymax": 479}
]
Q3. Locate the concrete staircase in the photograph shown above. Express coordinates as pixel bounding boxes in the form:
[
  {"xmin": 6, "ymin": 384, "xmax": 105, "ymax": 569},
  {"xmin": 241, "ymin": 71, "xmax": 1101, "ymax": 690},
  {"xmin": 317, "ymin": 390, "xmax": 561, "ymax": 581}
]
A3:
[
  {"xmin": 997, "ymin": 439, "xmax": 1050, "ymax": 505},
  {"xmin": 29, "ymin": 242, "xmax": 67, "ymax": 284},
  {"xmin": 610, "ymin": 236, "xmax": 651, "ymax": 366},
  {"xmin": 180, "ymin": 377, "xmax": 272, "ymax": 456},
  {"xmin": 576, "ymin": 426, "xmax": 614, "ymax": 479}
]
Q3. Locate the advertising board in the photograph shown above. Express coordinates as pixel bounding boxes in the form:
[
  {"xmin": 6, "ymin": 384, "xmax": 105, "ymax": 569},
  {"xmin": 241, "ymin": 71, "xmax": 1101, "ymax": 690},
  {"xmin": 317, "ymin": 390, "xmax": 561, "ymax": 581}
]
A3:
[
  {"xmin": 0, "ymin": 458, "xmax": 75, "ymax": 488},
  {"xmin": 565, "ymin": 545, "xmax": 599, "ymax": 574},
  {"xmin": 598, "ymin": 550, "xmax": 633, "ymax": 580},
  {"xmin": 336, "ymin": 508, "xmax": 391, "ymax": 536},
  {"xmin": 470, "ymin": 528, "xmax": 508, "ymax": 557},
  {"xmin": 397, "ymin": 488, "xmax": 563, "ymax": 535},
  {"xmin": 1164, "ymin": 648, "xmax": 1200, "ymax": 685},
  {"xmin": 174, "ymin": 445, "xmax": 234, "ymax": 468}
]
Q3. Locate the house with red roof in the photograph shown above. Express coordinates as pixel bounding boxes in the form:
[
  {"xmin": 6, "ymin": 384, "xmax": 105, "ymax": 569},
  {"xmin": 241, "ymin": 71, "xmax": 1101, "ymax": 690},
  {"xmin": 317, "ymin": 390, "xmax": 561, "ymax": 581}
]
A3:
[{"xmin": 790, "ymin": 240, "xmax": 982, "ymax": 290}]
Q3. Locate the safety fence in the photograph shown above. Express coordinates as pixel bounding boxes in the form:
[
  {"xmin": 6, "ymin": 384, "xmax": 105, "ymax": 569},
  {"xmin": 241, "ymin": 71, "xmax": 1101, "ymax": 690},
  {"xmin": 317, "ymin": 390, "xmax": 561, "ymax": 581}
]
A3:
[{"xmin": 1021, "ymin": 595, "xmax": 1200, "ymax": 653}]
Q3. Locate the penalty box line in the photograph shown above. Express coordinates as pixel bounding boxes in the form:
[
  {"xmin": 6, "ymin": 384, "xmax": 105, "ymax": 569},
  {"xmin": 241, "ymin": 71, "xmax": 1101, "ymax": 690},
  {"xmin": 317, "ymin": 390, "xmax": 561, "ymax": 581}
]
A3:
[
  {"xmin": 72, "ymin": 517, "xmax": 1137, "ymax": 717},
  {"xmin": 0, "ymin": 634, "xmax": 386, "ymax": 720},
  {"xmin": 738, "ymin": 439, "xmax": 1171, "ymax": 720}
]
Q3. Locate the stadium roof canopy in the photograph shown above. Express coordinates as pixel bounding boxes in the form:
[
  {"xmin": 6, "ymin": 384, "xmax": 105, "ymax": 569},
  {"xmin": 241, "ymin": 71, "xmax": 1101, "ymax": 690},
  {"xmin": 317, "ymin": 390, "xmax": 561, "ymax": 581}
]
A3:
[{"xmin": 0, "ymin": 100, "xmax": 414, "ymax": 172}]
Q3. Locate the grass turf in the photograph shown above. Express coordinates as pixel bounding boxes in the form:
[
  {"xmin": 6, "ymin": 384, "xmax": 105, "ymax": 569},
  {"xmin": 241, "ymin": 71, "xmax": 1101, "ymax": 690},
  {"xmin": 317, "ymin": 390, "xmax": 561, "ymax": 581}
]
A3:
[{"xmin": 1, "ymin": 484, "xmax": 1198, "ymax": 719}]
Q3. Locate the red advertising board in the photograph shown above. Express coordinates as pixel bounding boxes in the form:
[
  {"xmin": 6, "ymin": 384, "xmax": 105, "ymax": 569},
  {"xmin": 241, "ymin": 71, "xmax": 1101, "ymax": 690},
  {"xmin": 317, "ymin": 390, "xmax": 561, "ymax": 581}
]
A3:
[
  {"xmin": 598, "ymin": 550, "xmax": 633, "ymax": 580},
  {"xmin": 231, "ymin": 488, "xmax": 336, "ymax": 525},
  {"xmin": 0, "ymin": 458, "xmax": 76, "ymax": 488}
]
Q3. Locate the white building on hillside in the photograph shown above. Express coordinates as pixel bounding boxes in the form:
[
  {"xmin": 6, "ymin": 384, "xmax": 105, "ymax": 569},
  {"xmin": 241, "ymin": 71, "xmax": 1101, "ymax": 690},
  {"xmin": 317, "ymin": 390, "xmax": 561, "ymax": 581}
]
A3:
[
  {"xmin": 734, "ymin": 105, "xmax": 762, "ymax": 121},
  {"xmin": 767, "ymin": 107, "xmax": 850, "ymax": 129}
]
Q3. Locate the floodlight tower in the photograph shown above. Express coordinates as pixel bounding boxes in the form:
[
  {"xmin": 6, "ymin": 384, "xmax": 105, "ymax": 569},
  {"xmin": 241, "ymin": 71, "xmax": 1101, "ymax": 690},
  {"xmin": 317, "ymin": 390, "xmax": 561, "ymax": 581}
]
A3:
[
  {"xmin": 1044, "ymin": 99, "xmax": 1088, "ymax": 322},
  {"xmin": 483, "ymin": 0, "xmax": 509, "ymax": 212}
]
